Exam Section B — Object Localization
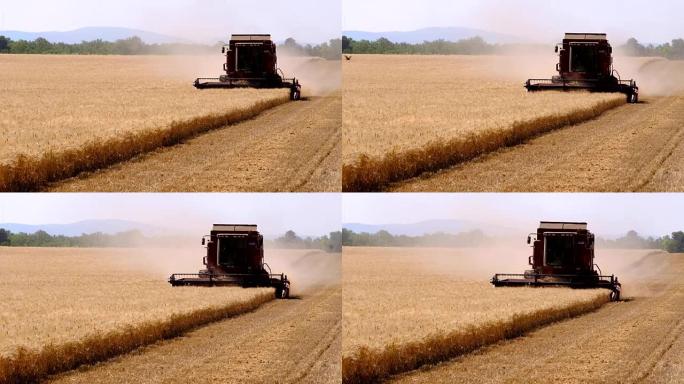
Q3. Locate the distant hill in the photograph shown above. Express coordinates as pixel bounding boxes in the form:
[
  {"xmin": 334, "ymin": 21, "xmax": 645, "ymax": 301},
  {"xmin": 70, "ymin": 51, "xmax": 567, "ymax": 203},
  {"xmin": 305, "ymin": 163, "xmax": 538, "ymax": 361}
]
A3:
[
  {"xmin": 0, "ymin": 27, "xmax": 182, "ymax": 44},
  {"xmin": 343, "ymin": 27, "xmax": 520, "ymax": 44},
  {"xmin": 343, "ymin": 219, "xmax": 517, "ymax": 237},
  {"xmin": 0, "ymin": 219, "xmax": 161, "ymax": 236}
]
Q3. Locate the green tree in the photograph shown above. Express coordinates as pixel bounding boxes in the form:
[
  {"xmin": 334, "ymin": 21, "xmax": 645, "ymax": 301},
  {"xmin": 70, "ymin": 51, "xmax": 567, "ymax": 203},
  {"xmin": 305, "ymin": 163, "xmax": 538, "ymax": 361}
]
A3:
[
  {"xmin": 665, "ymin": 231, "xmax": 684, "ymax": 253},
  {"xmin": 342, "ymin": 36, "xmax": 353, "ymax": 53},
  {"xmin": 0, "ymin": 36, "xmax": 10, "ymax": 53},
  {"xmin": 0, "ymin": 228, "xmax": 10, "ymax": 245}
]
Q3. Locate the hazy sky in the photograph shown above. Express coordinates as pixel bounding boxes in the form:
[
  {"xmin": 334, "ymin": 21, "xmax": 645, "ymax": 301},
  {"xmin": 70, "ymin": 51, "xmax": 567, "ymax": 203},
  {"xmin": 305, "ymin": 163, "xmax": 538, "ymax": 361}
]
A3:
[
  {"xmin": 0, "ymin": 0, "xmax": 340, "ymax": 44},
  {"xmin": 343, "ymin": 194, "xmax": 684, "ymax": 237},
  {"xmin": 0, "ymin": 193, "xmax": 341, "ymax": 237},
  {"xmin": 343, "ymin": 0, "xmax": 683, "ymax": 44}
]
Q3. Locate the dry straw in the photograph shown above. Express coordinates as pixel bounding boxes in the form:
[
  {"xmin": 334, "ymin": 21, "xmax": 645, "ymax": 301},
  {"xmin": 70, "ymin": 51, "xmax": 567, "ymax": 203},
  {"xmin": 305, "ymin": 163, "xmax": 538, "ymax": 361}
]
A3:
[
  {"xmin": 342, "ymin": 98, "xmax": 626, "ymax": 191},
  {"xmin": 342, "ymin": 294, "xmax": 610, "ymax": 383},
  {"xmin": 0, "ymin": 291, "xmax": 274, "ymax": 384},
  {"xmin": 0, "ymin": 96, "xmax": 290, "ymax": 192}
]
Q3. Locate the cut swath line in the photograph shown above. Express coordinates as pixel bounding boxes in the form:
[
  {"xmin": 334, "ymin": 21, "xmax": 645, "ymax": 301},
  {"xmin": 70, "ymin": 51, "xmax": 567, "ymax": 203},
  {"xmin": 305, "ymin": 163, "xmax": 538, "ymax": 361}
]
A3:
[
  {"xmin": 0, "ymin": 96, "xmax": 290, "ymax": 192},
  {"xmin": 342, "ymin": 98, "xmax": 626, "ymax": 192},
  {"xmin": 342, "ymin": 294, "xmax": 610, "ymax": 384},
  {"xmin": 0, "ymin": 292, "xmax": 274, "ymax": 384}
]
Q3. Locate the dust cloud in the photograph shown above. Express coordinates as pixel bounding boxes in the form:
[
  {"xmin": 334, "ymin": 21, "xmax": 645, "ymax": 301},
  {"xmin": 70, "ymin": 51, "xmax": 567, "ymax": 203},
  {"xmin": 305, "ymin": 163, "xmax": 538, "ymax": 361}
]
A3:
[
  {"xmin": 596, "ymin": 248, "xmax": 677, "ymax": 298},
  {"xmin": 265, "ymin": 248, "xmax": 341, "ymax": 295},
  {"xmin": 278, "ymin": 55, "xmax": 341, "ymax": 96},
  {"xmin": 100, "ymin": 240, "xmax": 341, "ymax": 297},
  {"xmin": 614, "ymin": 56, "xmax": 684, "ymax": 96},
  {"xmin": 143, "ymin": 52, "xmax": 340, "ymax": 97},
  {"xmin": 376, "ymin": 236, "xmax": 676, "ymax": 300}
]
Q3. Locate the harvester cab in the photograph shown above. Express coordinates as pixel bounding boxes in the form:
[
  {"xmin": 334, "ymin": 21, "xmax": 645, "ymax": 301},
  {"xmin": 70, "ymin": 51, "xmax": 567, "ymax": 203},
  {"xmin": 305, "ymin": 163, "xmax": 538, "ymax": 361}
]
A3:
[
  {"xmin": 525, "ymin": 33, "xmax": 639, "ymax": 103},
  {"xmin": 491, "ymin": 221, "xmax": 621, "ymax": 301},
  {"xmin": 194, "ymin": 34, "xmax": 302, "ymax": 101},
  {"xmin": 169, "ymin": 224, "xmax": 290, "ymax": 299}
]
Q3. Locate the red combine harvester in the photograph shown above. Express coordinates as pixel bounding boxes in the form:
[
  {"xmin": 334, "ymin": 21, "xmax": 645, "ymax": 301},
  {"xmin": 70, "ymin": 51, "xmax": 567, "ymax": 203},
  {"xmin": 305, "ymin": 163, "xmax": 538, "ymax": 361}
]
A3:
[
  {"xmin": 525, "ymin": 33, "xmax": 639, "ymax": 103},
  {"xmin": 169, "ymin": 224, "xmax": 290, "ymax": 299},
  {"xmin": 491, "ymin": 221, "xmax": 621, "ymax": 301},
  {"xmin": 194, "ymin": 34, "xmax": 302, "ymax": 101}
]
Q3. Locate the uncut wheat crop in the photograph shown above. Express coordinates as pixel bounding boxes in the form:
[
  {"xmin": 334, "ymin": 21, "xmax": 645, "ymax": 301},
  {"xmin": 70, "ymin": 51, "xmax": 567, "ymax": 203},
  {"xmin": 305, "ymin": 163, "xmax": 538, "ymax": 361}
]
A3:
[
  {"xmin": 0, "ymin": 55, "xmax": 288, "ymax": 164},
  {"xmin": 342, "ymin": 54, "xmax": 627, "ymax": 164},
  {"xmin": 0, "ymin": 247, "xmax": 272, "ymax": 357},
  {"xmin": 342, "ymin": 246, "xmax": 613, "ymax": 357}
]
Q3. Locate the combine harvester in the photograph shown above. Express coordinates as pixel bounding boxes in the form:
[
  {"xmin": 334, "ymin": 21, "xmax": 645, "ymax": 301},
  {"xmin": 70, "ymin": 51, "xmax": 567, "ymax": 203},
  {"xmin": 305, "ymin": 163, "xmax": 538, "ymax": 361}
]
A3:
[
  {"xmin": 194, "ymin": 34, "xmax": 302, "ymax": 101},
  {"xmin": 491, "ymin": 221, "xmax": 622, "ymax": 301},
  {"xmin": 525, "ymin": 33, "xmax": 639, "ymax": 103},
  {"xmin": 169, "ymin": 224, "xmax": 291, "ymax": 299}
]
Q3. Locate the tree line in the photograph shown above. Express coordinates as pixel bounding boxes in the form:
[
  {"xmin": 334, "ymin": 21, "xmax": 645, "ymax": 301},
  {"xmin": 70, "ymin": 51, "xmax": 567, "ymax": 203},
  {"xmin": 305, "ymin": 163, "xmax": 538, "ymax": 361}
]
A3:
[
  {"xmin": 268, "ymin": 230, "xmax": 342, "ymax": 253},
  {"xmin": 0, "ymin": 35, "xmax": 342, "ymax": 59},
  {"xmin": 0, "ymin": 228, "xmax": 147, "ymax": 247},
  {"xmin": 341, "ymin": 228, "xmax": 684, "ymax": 253},
  {"xmin": 342, "ymin": 35, "xmax": 496, "ymax": 55},
  {"xmin": 619, "ymin": 38, "xmax": 684, "ymax": 60},
  {"xmin": 342, "ymin": 35, "xmax": 684, "ymax": 59},
  {"xmin": 280, "ymin": 38, "xmax": 342, "ymax": 60},
  {"xmin": 0, "ymin": 228, "xmax": 342, "ymax": 252},
  {"xmin": 341, "ymin": 228, "xmax": 489, "ymax": 247},
  {"xmin": 596, "ymin": 230, "xmax": 684, "ymax": 253}
]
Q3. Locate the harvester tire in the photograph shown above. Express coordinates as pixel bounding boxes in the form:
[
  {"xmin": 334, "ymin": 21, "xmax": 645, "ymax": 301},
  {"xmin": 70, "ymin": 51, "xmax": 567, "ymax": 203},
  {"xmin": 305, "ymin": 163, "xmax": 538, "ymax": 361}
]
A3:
[
  {"xmin": 610, "ymin": 289, "xmax": 621, "ymax": 302},
  {"xmin": 275, "ymin": 286, "xmax": 290, "ymax": 299},
  {"xmin": 290, "ymin": 88, "xmax": 301, "ymax": 101}
]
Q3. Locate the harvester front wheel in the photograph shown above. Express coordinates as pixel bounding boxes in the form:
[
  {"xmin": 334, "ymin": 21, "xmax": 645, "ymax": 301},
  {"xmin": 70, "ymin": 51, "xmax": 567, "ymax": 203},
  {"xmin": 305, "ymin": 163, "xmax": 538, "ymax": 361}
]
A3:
[
  {"xmin": 275, "ymin": 286, "xmax": 290, "ymax": 299},
  {"xmin": 290, "ymin": 87, "xmax": 301, "ymax": 101},
  {"xmin": 628, "ymin": 92, "xmax": 639, "ymax": 104},
  {"xmin": 610, "ymin": 289, "xmax": 621, "ymax": 302}
]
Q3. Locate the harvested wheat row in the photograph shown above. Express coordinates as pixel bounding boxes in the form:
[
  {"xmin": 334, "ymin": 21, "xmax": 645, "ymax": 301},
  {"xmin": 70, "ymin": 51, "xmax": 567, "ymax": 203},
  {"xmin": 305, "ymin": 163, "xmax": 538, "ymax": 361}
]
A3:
[
  {"xmin": 0, "ymin": 96, "xmax": 289, "ymax": 192},
  {"xmin": 0, "ymin": 291, "xmax": 274, "ymax": 384},
  {"xmin": 342, "ymin": 97, "xmax": 625, "ymax": 191},
  {"xmin": 342, "ymin": 294, "xmax": 609, "ymax": 384}
]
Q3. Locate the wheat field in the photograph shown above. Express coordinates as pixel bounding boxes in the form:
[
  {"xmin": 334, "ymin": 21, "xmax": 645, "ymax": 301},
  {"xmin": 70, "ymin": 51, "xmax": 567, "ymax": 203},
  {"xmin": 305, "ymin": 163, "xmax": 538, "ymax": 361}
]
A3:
[
  {"xmin": 0, "ymin": 247, "xmax": 274, "ymax": 383},
  {"xmin": 342, "ymin": 247, "xmax": 623, "ymax": 383},
  {"xmin": 0, "ymin": 55, "xmax": 288, "ymax": 164},
  {"xmin": 342, "ymin": 55, "xmax": 628, "ymax": 190},
  {"xmin": 0, "ymin": 55, "xmax": 294, "ymax": 191}
]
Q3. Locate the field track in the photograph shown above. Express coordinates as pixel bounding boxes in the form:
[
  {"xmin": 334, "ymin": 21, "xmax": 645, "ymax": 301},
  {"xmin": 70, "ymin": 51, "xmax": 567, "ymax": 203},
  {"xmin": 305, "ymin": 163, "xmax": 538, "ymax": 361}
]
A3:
[
  {"xmin": 393, "ymin": 95, "xmax": 684, "ymax": 192},
  {"xmin": 49, "ymin": 285, "xmax": 341, "ymax": 384},
  {"xmin": 390, "ymin": 253, "xmax": 684, "ymax": 383},
  {"xmin": 49, "ymin": 93, "xmax": 341, "ymax": 192}
]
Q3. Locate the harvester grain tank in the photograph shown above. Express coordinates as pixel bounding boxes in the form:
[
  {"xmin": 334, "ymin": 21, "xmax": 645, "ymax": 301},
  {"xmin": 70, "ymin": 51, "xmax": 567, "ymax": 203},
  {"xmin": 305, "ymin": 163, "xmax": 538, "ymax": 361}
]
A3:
[
  {"xmin": 194, "ymin": 34, "xmax": 302, "ymax": 101},
  {"xmin": 525, "ymin": 33, "xmax": 639, "ymax": 103},
  {"xmin": 169, "ymin": 224, "xmax": 291, "ymax": 298},
  {"xmin": 491, "ymin": 221, "xmax": 621, "ymax": 301}
]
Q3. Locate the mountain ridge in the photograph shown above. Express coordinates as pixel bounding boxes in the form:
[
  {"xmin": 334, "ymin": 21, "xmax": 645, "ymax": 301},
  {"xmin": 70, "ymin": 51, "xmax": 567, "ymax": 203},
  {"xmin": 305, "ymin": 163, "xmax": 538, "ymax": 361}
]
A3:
[
  {"xmin": 0, "ymin": 26, "xmax": 183, "ymax": 44},
  {"xmin": 343, "ymin": 26, "xmax": 521, "ymax": 44}
]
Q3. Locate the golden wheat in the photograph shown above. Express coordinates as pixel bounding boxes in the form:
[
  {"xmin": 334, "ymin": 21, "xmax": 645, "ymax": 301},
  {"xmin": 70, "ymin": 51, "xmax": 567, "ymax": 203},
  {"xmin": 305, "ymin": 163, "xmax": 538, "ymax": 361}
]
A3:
[
  {"xmin": 342, "ymin": 247, "xmax": 614, "ymax": 383},
  {"xmin": 0, "ymin": 96, "xmax": 288, "ymax": 191},
  {"xmin": 0, "ymin": 247, "xmax": 274, "ymax": 383},
  {"xmin": 0, "ymin": 55, "xmax": 291, "ymax": 191},
  {"xmin": 342, "ymin": 55, "xmax": 627, "ymax": 190}
]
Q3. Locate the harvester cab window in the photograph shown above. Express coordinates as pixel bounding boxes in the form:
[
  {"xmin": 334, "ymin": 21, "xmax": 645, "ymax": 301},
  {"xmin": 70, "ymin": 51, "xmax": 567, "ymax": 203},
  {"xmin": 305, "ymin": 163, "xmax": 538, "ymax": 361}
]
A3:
[
  {"xmin": 544, "ymin": 233, "xmax": 574, "ymax": 267},
  {"xmin": 217, "ymin": 236, "xmax": 248, "ymax": 268},
  {"xmin": 569, "ymin": 44, "xmax": 599, "ymax": 73},
  {"xmin": 236, "ymin": 44, "xmax": 264, "ymax": 74}
]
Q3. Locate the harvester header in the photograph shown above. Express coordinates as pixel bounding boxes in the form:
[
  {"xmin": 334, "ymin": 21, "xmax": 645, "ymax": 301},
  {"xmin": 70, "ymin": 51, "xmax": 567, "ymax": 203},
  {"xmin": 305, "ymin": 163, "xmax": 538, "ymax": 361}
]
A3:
[
  {"xmin": 525, "ymin": 32, "xmax": 639, "ymax": 103},
  {"xmin": 169, "ymin": 224, "xmax": 291, "ymax": 298},
  {"xmin": 491, "ymin": 221, "xmax": 621, "ymax": 301},
  {"xmin": 194, "ymin": 33, "xmax": 302, "ymax": 100}
]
